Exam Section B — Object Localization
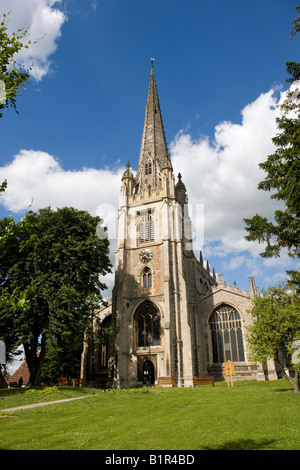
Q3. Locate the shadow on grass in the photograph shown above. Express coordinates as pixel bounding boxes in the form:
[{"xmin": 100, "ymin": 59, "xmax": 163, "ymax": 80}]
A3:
[
  {"xmin": 271, "ymin": 388, "xmax": 296, "ymax": 393},
  {"xmin": 0, "ymin": 388, "xmax": 28, "ymax": 397},
  {"xmin": 201, "ymin": 438, "xmax": 277, "ymax": 450}
]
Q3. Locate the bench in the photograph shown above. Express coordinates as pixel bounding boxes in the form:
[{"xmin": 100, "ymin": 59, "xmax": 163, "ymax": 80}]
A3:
[
  {"xmin": 9, "ymin": 381, "xmax": 18, "ymax": 388},
  {"xmin": 157, "ymin": 376, "xmax": 176, "ymax": 387},
  {"xmin": 58, "ymin": 377, "xmax": 68, "ymax": 386},
  {"xmin": 193, "ymin": 377, "xmax": 214, "ymax": 387},
  {"xmin": 72, "ymin": 378, "xmax": 86, "ymax": 387}
]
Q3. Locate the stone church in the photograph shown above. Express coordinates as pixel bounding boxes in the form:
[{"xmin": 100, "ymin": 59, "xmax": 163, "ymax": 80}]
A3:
[{"xmin": 81, "ymin": 64, "xmax": 277, "ymax": 388}]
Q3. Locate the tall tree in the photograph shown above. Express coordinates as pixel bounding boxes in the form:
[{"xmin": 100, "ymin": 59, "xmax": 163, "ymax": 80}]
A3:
[
  {"xmin": 246, "ymin": 284, "xmax": 300, "ymax": 392},
  {"xmin": 0, "ymin": 207, "xmax": 112, "ymax": 385},
  {"xmin": 244, "ymin": 7, "xmax": 300, "ymax": 289}
]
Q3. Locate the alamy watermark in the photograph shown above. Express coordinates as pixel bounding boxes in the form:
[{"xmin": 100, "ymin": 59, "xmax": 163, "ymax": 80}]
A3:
[
  {"xmin": 292, "ymin": 340, "xmax": 300, "ymax": 366},
  {"xmin": 95, "ymin": 202, "xmax": 205, "ymax": 251},
  {"xmin": 0, "ymin": 80, "xmax": 6, "ymax": 105},
  {"xmin": 0, "ymin": 340, "xmax": 6, "ymax": 365}
]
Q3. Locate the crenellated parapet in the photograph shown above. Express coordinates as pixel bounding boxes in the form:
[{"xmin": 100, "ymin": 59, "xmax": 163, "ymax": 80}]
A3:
[{"xmin": 212, "ymin": 273, "xmax": 259, "ymax": 300}]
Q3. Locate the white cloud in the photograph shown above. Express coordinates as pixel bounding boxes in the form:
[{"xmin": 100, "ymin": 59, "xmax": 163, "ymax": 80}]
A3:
[
  {"xmin": 0, "ymin": 148, "xmax": 123, "ymax": 224},
  {"xmin": 0, "ymin": 0, "xmax": 67, "ymax": 81},
  {"xmin": 0, "ymin": 88, "xmax": 289, "ymax": 250},
  {"xmin": 0, "ymin": 85, "xmax": 297, "ymax": 292},
  {"xmin": 0, "ymin": 148, "xmax": 123, "ymax": 298},
  {"xmin": 222, "ymin": 255, "xmax": 246, "ymax": 271},
  {"xmin": 170, "ymin": 88, "xmax": 285, "ymax": 259}
]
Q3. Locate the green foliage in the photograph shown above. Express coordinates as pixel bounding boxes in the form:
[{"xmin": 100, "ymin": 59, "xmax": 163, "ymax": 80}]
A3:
[
  {"xmin": 290, "ymin": 5, "xmax": 300, "ymax": 38},
  {"xmin": 24, "ymin": 386, "xmax": 59, "ymax": 395},
  {"xmin": 0, "ymin": 12, "xmax": 35, "ymax": 118},
  {"xmin": 40, "ymin": 330, "xmax": 85, "ymax": 383},
  {"xmin": 0, "ymin": 207, "xmax": 112, "ymax": 385},
  {"xmin": 0, "ymin": 180, "xmax": 7, "ymax": 192},
  {"xmin": 246, "ymin": 283, "xmax": 300, "ymax": 391},
  {"xmin": 94, "ymin": 314, "xmax": 115, "ymax": 345}
]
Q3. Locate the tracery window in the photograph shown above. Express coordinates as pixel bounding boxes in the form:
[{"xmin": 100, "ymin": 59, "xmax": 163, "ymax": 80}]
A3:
[
  {"xmin": 139, "ymin": 210, "xmax": 154, "ymax": 243},
  {"xmin": 209, "ymin": 304, "xmax": 245, "ymax": 363},
  {"xmin": 136, "ymin": 302, "xmax": 160, "ymax": 347},
  {"xmin": 142, "ymin": 267, "xmax": 152, "ymax": 289}
]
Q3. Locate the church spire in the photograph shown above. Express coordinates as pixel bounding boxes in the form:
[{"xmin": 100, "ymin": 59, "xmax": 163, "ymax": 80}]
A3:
[
  {"xmin": 138, "ymin": 61, "xmax": 170, "ymax": 167},
  {"xmin": 134, "ymin": 61, "xmax": 172, "ymax": 197}
]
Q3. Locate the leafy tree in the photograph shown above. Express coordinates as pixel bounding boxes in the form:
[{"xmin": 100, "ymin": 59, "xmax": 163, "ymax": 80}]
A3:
[
  {"xmin": 246, "ymin": 284, "xmax": 300, "ymax": 392},
  {"xmin": 244, "ymin": 7, "xmax": 300, "ymax": 290},
  {"xmin": 40, "ymin": 330, "xmax": 84, "ymax": 384},
  {"xmin": 290, "ymin": 5, "xmax": 300, "ymax": 38},
  {"xmin": 0, "ymin": 12, "xmax": 35, "ymax": 118},
  {"xmin": 0, "ymin": 215, "xmax": 27, "ymax": 365},
  {"xmin": 0, "ymin": 180, "xmax": 7, "ymax": 192},
  {"xmin": 0, "ymin": 207, "xmax": 112, "ymax": 385}
]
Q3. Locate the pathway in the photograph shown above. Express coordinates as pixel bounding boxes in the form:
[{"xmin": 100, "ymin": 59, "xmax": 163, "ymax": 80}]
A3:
[{"xmin": 1, "ymin": 395, "xmax": 94, "ymax": 412}]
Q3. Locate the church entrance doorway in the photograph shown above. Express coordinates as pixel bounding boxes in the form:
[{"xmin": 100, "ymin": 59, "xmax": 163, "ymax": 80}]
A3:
[{"xmin": 143, "ymin": 359, "xmax": 155, "ymax": 385}]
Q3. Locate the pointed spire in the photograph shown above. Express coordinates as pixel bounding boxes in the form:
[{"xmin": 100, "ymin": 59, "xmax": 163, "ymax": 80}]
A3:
[
  {"xmin": 206, "ymin": 260, "xmax": 210, "ymax": 274},
  {"xmin": 249, "ymin": 276, "xmax": 259, "ymax": 298},
  {"xmin": 138, "ymin": 61, "xmax": 169, "ymax": 166}
]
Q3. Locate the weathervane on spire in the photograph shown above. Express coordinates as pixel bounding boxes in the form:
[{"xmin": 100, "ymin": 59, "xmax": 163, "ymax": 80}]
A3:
[{"xmin": 150, "ymin": 57, "xmax": 155, "ymax": 66}]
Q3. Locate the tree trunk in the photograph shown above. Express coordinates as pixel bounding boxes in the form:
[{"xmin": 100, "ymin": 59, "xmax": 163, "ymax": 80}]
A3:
[
  {"xmin": 24, "ymin": 334, "xmax": 47, "ymax": 386},
  {"xmin": 294, "ymin": 371, "xmax": 300, "ymax": 393},
  {"xmin": 275, "ymin": 354, "xmax": 300, "ymax": 392}
]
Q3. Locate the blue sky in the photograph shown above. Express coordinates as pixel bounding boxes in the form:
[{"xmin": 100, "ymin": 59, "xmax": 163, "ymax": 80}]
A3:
[{"xmin": 0, "ymin": 0, "xmax": 299, "ymax": 299}]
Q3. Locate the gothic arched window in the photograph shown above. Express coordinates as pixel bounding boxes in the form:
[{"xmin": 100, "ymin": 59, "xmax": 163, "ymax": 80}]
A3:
[
  {"xmin": 209, "ymin": 304, "xmax": 245, "ymax": 363},
  {"xmin": 136, "ymin": 302, "xmax": 160, "ymax": 347},
  {"xmin": 141, "ymin": 267, "xmax": 152, "ymax": 289}
]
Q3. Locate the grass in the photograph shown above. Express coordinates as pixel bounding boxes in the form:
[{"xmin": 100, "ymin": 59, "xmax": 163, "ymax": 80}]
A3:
[{"xmin": 0, "ymin": 379, "xmax": 299, "ymax": 450}]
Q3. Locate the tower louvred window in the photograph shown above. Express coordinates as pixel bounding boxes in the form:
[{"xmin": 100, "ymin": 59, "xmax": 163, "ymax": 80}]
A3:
[
  {"xmin": 139, "ymin": 210, "xmax": 154, "ymax": 243},
  {"xmin": 145, "ymin": 160, "xmax": 152, "ymax": 176},
  {"xmin": 150, "ymin": 217, "xmax": 154, "ymax": 241}
]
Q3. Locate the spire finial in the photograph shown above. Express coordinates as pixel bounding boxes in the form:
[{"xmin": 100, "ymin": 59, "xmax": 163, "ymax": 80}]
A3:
[{"xmin": 150, "ymin": 57, "xmax": 155, "ymax": 67}]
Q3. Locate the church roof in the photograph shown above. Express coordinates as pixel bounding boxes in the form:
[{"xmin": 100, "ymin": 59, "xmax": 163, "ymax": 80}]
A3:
[
  {"xmin": 138, "ymin": 63, "xmax": 170, "ymax": 167},
  {"xmin": 7, "ymin": 358, "xmax": 30, "ymax": 385}
]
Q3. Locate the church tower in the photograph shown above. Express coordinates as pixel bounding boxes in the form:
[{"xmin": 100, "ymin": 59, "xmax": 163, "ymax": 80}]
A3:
[
  {"xmin": 81, "ymin": 64, "xmax": 277, "ymax": 388},
  {"xmin": 111, "ymin": 63, "xmax": 216, "ymax": 387}
]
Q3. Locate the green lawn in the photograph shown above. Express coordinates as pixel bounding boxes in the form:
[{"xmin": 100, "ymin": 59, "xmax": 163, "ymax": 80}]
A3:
[{"xmin": 0, "ymin": 379, "xmax": 299, "ymax": 450}]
